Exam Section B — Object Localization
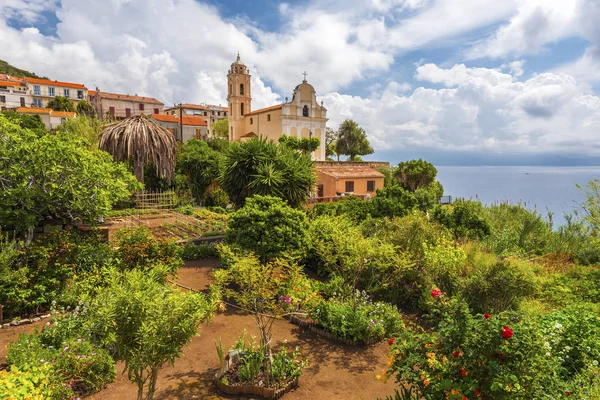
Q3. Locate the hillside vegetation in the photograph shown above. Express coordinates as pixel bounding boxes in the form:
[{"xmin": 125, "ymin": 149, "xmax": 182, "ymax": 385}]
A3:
[{"xmin": 0, "ymin": 59, "xmax": 45, "ymax": 79}]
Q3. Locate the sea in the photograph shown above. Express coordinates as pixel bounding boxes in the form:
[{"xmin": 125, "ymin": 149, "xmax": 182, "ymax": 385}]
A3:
[{"xmin": 435, "ymin": 166, "xmax": 600, "ymax": 228}]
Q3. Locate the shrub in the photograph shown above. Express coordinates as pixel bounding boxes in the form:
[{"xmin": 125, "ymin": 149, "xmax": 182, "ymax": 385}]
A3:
[
  {"xmin": 483, "ymin": 202, "xmax": 553, "ymax": 256},
  {"xmin": 385, "ymin": 296, "xmax": 563, "ymax": 400},
  {"xmin": 225, "ymin": 195, "xmax": 309, "ymax": 263},
  {"xmin": 113, "ymin": 226, "xmax": 182, "ymax": 273},
  {"xmin": 540, "ymin": 304, "xmax": 600, "ymax": 380},
  {"xmin": 422, "ymin": 237, "xmax": 467, "ymax": 296},
  {"xmin": 370, "ymin": 186, "xmax": 417, "ymax": 219},
  {"xmin": 309, "ymin": 196, "xmax": 373, "ymax": 223},
  {"xmin": 6, "ymin": 333, "xmax": 115, "ymax": 397},
  {"xmin": 431, "ymin": 200, "xmax": 491, "ymax": 240},
  {"xmin": 310, "ymin": 294, "xmax": 403, "ymax": 342},
  {"xmin": 461, "ymin": 260, "xmax": 536, "ymax": 314},
  {"xmin": 181, "ymin": 242, "xmax": 219, "ymax": 260},
  {"xmin": 0, "ymin": 364, "xmax": 75, "ymax": 400}
]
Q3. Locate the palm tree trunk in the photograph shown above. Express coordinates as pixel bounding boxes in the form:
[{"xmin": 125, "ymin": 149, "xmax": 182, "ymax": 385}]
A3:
[{"xmin": 134, "ymin": 151, "xmax": 145, "ymax": 184}]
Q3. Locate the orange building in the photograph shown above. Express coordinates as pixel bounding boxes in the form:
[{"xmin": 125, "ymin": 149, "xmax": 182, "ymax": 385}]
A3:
[{"xmin": 314, "ymin": 161, "xmax": 389, "ymax": 199}]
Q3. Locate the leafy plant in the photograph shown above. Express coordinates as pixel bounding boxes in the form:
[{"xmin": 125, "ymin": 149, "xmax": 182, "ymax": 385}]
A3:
[{"xmin": 83, "ymin": 267, "xmax": 218, "ymax": 400}]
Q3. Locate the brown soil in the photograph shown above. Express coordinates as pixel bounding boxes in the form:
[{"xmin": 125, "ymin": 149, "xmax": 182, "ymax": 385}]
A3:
[{"xmin": 1, "ymin": 260, "xmax": 399, "ymax": 399}]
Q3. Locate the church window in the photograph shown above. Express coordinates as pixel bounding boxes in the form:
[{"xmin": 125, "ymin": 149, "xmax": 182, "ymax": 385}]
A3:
[
  {"xmin": 303, "ymin": 105, "xmax": 309, "ymax": 117},
  {"xmin": 229, "ymin": 84, "xmax": 232, "ymax": 95},
  {"xmin": 230, "ymin": 126, "xmax": 233, "ymax": 140},
  {"xmin": 240, "ymin": 84, "xmax": 244, "ymax": 95},
  {"xmin": 241, "ymin": 103, "xmax": 244, "ymax": 116},
  {"xmin": 250, "ymin": 117, "xmax": 253, "ymax": 125},
  {"xmin": 267, "ymin": 114, "xmax": 271, "ymax": 122}
]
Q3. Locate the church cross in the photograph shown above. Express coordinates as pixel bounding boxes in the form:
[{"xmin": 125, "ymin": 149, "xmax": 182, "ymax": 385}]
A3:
[{"xmin": 302, "ymin": 71, "xmax": 308, "ymax": 81}]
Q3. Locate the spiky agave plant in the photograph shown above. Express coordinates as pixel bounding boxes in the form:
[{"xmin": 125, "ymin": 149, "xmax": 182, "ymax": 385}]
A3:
[{"xmin": 99, "ymin": 115, "xmax": 176, "ymax": 184}]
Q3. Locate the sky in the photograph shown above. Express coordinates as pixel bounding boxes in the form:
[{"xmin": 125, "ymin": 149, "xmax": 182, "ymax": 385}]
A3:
[{"xmin": 2, "ymin": 0, "xmax": 600, "ymax": 165}]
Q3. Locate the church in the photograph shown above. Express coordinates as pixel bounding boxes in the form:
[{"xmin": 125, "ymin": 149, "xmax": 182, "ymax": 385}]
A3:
[{"xmin": 227, "ymin": 54, "xmax": 328, "ymax": 161}]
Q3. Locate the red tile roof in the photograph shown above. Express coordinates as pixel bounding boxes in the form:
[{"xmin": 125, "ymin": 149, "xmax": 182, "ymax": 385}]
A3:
[
  {"xmin": 0, "ymin": 81, "xmax": 25, "ymax": 88},
  {"xmin": 240, "ymin": 131, "xmax": 258, "ymax": 138},
  {"xmin": 245, "ymin": 104, "xmax": 283, "ymax": 116},
  {"xmin": 94, "ymin": 91, "xmax": 163, "ymax": 105},
  {"xmin": 51, "ymin": 111, "xmax": 77, "ymax": 118},
  {"xmin": 152, "ymin": 114, "xmax": 207, "ymax": 126},
  {"xmin": 17, "ymin": 107, "xmax": 52, "ymax": 114},
  {"xmin": 88, "ymin": 90, "xmax": 96, "ymax": 96},
  {"xmin": 25, "ymin": 77, "xmax": 87, "ymax": 90},
  {"xmin": 318, "ymin": 166, "xmax": 385, "ymax": 179}
]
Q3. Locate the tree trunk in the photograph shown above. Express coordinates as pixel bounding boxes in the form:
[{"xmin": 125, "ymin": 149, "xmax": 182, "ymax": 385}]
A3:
[
  {"xmin": 146, "ymin": 369, "xmax": 158, "ymax": 400},
  {"xmin": 134, "ymin": 151, "xmax": 145, "ymax": 184}
]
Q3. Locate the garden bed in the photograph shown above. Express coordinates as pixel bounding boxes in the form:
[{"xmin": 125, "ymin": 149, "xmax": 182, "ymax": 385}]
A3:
[
  {"xmin": 288, "ymin": 315, "xmax": 383, "ymax": 347},
  {"xmin": 215, "ymin": 368, "xmax": 299, "ymax": 399},
  {"xmin": 214, "ymin": 350, "xmax": 300, "ymax": 399}
]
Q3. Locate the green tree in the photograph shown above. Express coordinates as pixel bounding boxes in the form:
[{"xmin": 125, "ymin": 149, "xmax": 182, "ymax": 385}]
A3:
[
  {"xmin": 211, "ymin": 118, "xmax": 228, "ymax": 138},
  {"xmin": 0, "ymin": 111, "xmax": 46, "ymax": 134},
  {"xmin": 213, "ymin": 251, "xmax": 306, "ymax": 387},
  {"xmin": 394, "ymin": 159, "xmax": 438, "ymax": 192},
  {"xmin": 47, "ymin": 96, "xmax": 75, "ymax": 112},
  {"xmin": 325, "ymin": 127, "xmax": 338, "ymax": 160},
  {"xmin": 225, "ymin": 195, "xmax": 310, "ymax": 263},
  {"xmin": 0, "ymin": 114, "xmax": 140, "ymax": 237},
  {"xmin": 278, "ymin": 135, "xmax": 320, "ymax": 155},
  {"xmin": 84, "ymin": 267, "xmax": 217, "ymax": 400},
  {"xmin": 76, "ymin": 100, "xmax": 96, "ymax": 117},
  {"xmin": 221, "ymin": 138, "xmax": 316, "ymax": 208},
  {"xmin": 178, "ymin": 139, "xmax": 224, "ymax": 204},
  {"xmin": 371, "ymin": 186, "xmax": 418, "ymax": 219},
  {"xmin": 335, "ymin": 119, "xmax": 373, "ymax": 161},
  {"xmin": 55, "ymin": 116, "xmax": 102, "ymax": 150}
]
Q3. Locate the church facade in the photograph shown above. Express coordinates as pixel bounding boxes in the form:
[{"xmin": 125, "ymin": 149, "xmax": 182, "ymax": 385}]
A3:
[{"xmin": 227, "ymin": 54, "xmax": 328, "ymax": 161}]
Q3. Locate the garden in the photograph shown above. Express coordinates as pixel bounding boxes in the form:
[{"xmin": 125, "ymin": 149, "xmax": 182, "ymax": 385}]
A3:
[{"xmin": 1, "ymin": 111, "xmax": 599, "ymax": 399}]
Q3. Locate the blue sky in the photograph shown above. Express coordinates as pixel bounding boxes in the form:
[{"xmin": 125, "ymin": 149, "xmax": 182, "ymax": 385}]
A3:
[{"xmin": 2, "ymin": 0, "xmax": 600, "ymax": 165}]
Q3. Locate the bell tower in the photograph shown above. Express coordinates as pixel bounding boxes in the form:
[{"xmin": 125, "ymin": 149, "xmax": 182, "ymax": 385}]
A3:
[{"xmin": 227, "ymin": 53, "xmax": 251, "ymax": 141}]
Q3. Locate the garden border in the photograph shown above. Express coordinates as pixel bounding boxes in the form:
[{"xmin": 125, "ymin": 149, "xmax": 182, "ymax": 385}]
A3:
[
  {"xmin": 214, "ymin": 370, "xmax": 299, "ymax": 399},
  {"xmin": 288, "ymin": 315, "xmax": 382, "ymax": 347}
]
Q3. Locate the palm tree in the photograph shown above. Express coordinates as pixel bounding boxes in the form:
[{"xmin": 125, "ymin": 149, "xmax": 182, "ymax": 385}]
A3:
[{"xmin": 99, "ymin": 116, "xmax": 176, "ymax": 184}]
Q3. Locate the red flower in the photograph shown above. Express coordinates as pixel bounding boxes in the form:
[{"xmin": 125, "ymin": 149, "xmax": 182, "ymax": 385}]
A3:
[
  {"xmin": 388, "ymin": 337, "xmax": 395, "ymax": 346},
  {"xmin": 566, "ymin": 392, "xmax": 572, "ymax": 396},
  {"xmin": 483, "ymin": 313, "xmax": 491, "ymax": 319},
  {"xmin": 431, "ymin": 289, "xmax": 442, "ymax": 298},
  {"xmin": 474, "ymin": 389, "xmax": 481, "ymax": 396},
  {"xmin": 502, "ymin": 325, "xmax": 514, "ymax": 339},
  {"xmin": 460, "ymin": 369, "xmax": 467, "ymax": 377},
  {"xmin": 452, "ymin": 350, "xmax": 460, "ymax": 358}
]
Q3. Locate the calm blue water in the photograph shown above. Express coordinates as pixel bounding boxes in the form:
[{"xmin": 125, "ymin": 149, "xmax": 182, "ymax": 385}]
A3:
[{"xmin": 436, "ymin": 166, "xmax": 600, "ymax": 227}]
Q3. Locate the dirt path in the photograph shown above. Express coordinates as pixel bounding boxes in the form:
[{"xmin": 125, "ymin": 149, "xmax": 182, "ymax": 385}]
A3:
[{"xmin": 1, "ymin": 260, "xmax": 399, "ymax": 399}]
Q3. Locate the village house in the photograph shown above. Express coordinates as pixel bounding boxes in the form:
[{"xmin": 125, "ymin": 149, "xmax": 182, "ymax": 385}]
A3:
[
  {"xmin": 227, "ymin": 54, "xmax": 328, "ymax": 161},
  {"xmin": 0, "ymin": 75, "xmax": 31, "ymax": 109},
  {"xmin": 24, "ymin": 77, "xmax": 88, "ymax": 108},
  {"xmin": 164, "ymin": 103, "xmax": 228, "ymax": 138},
  {"xmin": 314, "ymin": 161, "xmax": 387, "ymax": 200},
  {"xmin": 16, "ymin": 107, "xmax": 77, "ymax": 130},
  {"xmin": 151, "ymin": 113, "xmax": 208, "ymax": 142},
  {"xmin": 89, "ymin": 89, "xmax": 164, "ymax": 120}
]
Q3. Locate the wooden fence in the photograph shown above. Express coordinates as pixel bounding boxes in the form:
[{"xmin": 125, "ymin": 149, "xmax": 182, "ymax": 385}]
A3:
[{"xmin": 135, "ymin": 190, "xmax": 175, "ymax": 209}]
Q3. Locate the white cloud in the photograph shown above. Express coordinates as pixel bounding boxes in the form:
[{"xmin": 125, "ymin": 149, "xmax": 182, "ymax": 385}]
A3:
[
  {"xmin": 323, "ymin": 64, "xmax": 600, "ymax": 156},
  {"xmin": 466, "ymin": 0, "xmax": 580, "ymax": 59}
]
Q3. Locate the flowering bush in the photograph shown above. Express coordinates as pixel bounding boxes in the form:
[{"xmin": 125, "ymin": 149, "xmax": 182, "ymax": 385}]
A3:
[
  {"xmin": 383, "ymin": 296, "xmax": 565, "ymax": 399},
  {"xmin": 0, "ymin": 364, "xmax": 75, "ymax": 400},
  {"xmin": 540, "ymin": 304, "xmax": 600, "ymax": 381},
  {"xmin": 6, "ymin": 333, "xmax": 115, "ymax": 397},
  {"xmin": 310, "ymin": 292, "xmax": 403, "ymax": 342}
]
